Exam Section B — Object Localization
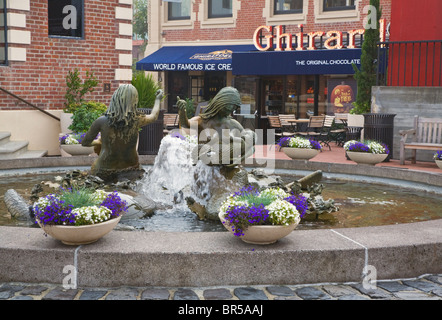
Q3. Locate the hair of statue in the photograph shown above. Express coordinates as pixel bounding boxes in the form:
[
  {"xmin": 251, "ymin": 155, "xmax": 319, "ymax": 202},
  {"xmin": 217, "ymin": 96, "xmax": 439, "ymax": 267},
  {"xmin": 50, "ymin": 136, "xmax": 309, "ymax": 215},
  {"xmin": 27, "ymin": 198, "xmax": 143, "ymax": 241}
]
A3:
[
  {"xmin": 105, "ymin": 84, "xmax": 140, "ymax": 142},
  {"xmin": 199, "ymin": 87, "xmax": 241, "ymax": 120}
]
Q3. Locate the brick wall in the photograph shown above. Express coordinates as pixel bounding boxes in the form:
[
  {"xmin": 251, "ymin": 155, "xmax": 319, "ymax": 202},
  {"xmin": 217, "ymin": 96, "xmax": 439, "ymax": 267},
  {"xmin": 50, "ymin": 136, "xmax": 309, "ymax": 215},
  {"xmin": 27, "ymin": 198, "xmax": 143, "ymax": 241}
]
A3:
[
  {"xmin": 0, "ymin": 0, "xmax": 133, "ymax": 111},
  {"xmin": 162, "ymin": 0, "xmax": 391, "ymax": 43}
]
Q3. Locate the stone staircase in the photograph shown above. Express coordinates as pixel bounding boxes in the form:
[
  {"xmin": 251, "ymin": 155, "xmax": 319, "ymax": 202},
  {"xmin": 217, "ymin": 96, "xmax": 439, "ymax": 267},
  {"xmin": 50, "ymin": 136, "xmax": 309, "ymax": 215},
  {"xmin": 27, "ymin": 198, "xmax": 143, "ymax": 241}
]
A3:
[{"xmin": 0, "ymin": 131, "xmax": 47, "ymax": 160}]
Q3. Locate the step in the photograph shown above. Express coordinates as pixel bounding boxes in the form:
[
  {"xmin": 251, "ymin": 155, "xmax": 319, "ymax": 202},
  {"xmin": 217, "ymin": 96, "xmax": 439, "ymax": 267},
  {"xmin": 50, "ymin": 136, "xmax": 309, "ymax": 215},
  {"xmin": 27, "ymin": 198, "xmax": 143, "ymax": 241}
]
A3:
[
  {"xmin": 0, "ymin": 132, "xmax": 48, "ymax": 159},
  {"xmin": 16, "ymin": 150, "xmax": 48, "ymax": 159},
  {"xmin": 0, "ymin": 140, "xmax": 29, "ymax": 159},
  {"xmin": 0, "ymin": 131, "xmax": 11, "ymax": 145}
]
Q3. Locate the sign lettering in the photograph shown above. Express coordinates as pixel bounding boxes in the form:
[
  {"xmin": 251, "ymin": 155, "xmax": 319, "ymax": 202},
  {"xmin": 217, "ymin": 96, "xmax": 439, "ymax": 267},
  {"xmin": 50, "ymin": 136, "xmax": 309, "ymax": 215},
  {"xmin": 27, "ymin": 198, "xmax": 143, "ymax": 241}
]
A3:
[{"xmin": 253, "ymin": 20, "xmax": 386, "ymax": 52}]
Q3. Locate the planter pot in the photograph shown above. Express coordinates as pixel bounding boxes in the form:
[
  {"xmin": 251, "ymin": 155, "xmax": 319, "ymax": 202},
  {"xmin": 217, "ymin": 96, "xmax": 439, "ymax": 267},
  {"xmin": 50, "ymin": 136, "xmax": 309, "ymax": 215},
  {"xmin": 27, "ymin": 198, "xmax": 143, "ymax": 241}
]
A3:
[
  {"xmin": 347, "ymin": 151, "xmax": 388, "ymax": 165},
  {"xmin": 282, "ymin": 147, "xmax": 320, "ymax": 160},
  {"xmin": 60, "ymin": 112, "xmax": 73, "ymax": 133},
  {"xmin": 435, "ymin": 160, "xmax": 442, "ymax": 170},
  {"xmin": 220, "ymin": 213, "xmax": 300, "ymax": 245},
  {"xmin": 60, "ymin": 144, "xmax": 94, "ymax": 156},
  {"xmin": 37, "ymin": 216, "xmax": 122, "ymax": 245}
]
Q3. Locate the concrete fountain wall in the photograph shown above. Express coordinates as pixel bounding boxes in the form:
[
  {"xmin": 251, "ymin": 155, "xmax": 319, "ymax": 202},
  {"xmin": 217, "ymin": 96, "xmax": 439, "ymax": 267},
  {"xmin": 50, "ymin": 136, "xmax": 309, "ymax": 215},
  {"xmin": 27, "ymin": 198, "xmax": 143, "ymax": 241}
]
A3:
[{"xmin": 0, "ymin": 156, "xmax": 441, "ymax": 287}]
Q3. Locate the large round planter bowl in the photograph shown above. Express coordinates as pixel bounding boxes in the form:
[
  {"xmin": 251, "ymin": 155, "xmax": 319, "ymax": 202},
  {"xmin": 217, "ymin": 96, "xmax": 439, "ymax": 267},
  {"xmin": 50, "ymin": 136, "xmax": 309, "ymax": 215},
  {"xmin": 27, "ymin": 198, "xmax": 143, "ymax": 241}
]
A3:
[
  {"xmin": 282, "ymin": 147, "xmax": 320, "ymax": 160},
  {"xmin": 60, "ymin": 144, "xmax": 94, "ymax": 156},
  {"xmin": 436, "ymin": 160, "xmax": 442, "ymax": 170},
  {"xmin": 220, "ymin": 213, "xmax": 300, "ymax": 245},
  {"xmin": 346, "ymin": 151, "xmax": 388, "ymax": 165},
  {"xmin": 60, "ymin": 112, "xmax": 73, "ymax": 134},
  {"xmin": 37, "ymin": 216, "xmax": 122, "ymax": 245}
]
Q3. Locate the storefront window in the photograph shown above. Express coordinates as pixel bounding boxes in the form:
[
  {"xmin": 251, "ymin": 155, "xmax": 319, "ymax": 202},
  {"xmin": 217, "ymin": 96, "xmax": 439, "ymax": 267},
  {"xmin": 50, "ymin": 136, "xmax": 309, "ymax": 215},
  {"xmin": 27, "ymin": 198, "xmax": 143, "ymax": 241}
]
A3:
[
  {"xmin": 0, "ymin": 0, "xmax": 7, "ymax": 65},
  {"xmin": 190, "ymin": 75, "xmax": 204, "ymax": 103},
  {"xmin": 208, "ymin": 0, "xmax": 232, "ymax": 18},
  {"xmin": 323, "ymin": 0, "xmax": 355, "ymax": 11},
  {"xmin": 234, "ymin": 77, "xmax": 257, "ymax": 130},
  {"xmin": 274, "ymin": 0, "xmax": 303, "ymax": 15},
  {"xmin": 48, "ymin": 0, "xmax": 84, "ymax": 38},
  {"xmin": 168, "ymin": 0, "xmax": 191, "ymax": 20},
  {"xmin": 168, "ymin": 72, "xmax": 189, "ymax": 112},
  {"xmin": 260, "ymin": 75, "xmax": 330, "ymax": 119}
]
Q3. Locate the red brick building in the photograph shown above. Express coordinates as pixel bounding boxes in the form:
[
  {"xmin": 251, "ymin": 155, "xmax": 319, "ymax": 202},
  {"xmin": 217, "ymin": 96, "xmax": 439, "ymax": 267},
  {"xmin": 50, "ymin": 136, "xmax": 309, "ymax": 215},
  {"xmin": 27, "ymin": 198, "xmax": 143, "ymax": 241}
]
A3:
[
  {"xmin": 138, "ymin": 0, "xmax": 391, "ymax": 121},
  {"xmin": 0, "ymin": 0, "xmax": 133, "ymax": 155}
]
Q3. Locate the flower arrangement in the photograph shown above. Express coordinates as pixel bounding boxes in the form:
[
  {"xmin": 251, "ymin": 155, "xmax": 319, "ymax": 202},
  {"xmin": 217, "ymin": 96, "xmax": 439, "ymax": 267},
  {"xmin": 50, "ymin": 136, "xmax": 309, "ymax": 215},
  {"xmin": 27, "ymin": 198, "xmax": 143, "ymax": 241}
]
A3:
[
  {"xmin": 59, "ymin": 132, "xmax": 100, "ymax": 145},
  {"xmin": 59, "ymin": 132, "xmax": 86, "ymax": 145},
  {"xmin": 434, "ymin": 151, "xmax": 442, "ymax": 161},
  {"xmin": 219, "ymin": 186, "xmax": 308, "ymax": 237},
  {"xmin": 344, "ymin": 140, "xmax": 390, "ymax": 154},
  {"xmin": 33, "ymin": 188, "xmax": 127, "ymax": 227},
  {"xmin": 277, "ymin": 136, "xmax": 322, "ymax": 150}
]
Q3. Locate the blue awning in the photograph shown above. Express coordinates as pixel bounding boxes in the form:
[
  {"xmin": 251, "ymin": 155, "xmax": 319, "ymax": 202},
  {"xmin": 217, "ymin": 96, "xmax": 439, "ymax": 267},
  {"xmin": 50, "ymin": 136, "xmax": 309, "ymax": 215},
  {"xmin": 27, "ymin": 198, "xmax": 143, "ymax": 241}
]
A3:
[
  {"xmin": 136, "ymin": 45, "xmax": 257, "ymax": 72},
  {"xmin": 232, "ymin": 48, "xmax": 363, "ymax": 75}
]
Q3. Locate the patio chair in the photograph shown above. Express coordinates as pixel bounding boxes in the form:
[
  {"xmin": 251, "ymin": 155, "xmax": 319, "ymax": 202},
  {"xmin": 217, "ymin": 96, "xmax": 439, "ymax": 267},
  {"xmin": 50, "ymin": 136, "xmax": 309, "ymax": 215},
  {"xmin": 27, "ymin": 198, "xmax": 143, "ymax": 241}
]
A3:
[
  {"xmin": 278, "ymin": 114, "xmax": 297, "ymax": 133},
  {"xmin": 331, "ymin": 114, "xmax": 348, "ymax": 146},
  {"xmin": 163, "ymin": 113, "xmax": 179, "ymax": 136},
  {"xmin": 318, "ymin": 115, "xmax": 335, "ymax": 150},
  {"xmin": 296, "ymin": 115, "xmax": 325, "ymax": 141}
]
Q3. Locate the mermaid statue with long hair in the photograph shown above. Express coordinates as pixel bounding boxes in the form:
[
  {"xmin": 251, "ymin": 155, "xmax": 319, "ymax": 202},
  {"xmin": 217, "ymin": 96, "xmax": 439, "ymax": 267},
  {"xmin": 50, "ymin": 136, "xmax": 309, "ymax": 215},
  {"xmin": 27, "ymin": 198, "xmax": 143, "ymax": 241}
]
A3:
[
  {"xmin": 177, "ymin": 86, "xmax": 256, "ymax": 167},
  {"xmin": 82, "ymin": 84, "xmax": 163, "ymax": 181}
]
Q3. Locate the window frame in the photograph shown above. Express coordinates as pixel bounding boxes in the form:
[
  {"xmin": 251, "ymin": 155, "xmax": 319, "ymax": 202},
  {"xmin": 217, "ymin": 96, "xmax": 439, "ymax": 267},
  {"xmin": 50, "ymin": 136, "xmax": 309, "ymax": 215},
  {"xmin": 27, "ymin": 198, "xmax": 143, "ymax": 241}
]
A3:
[
  {"xmin": 273, "ymin": 0, "xmax": 303, "ymax": 15},
  {"xmin": 0, "ymin": 0, "xmax": 8, "ymax": 65},
  {"xmin": 323, "ymin": 0, "xmax": 356, "ymax": 12},
  {"xmin": 48, "ymin": 0, "xmax": 85, "ymax": 39},
  {"xmin": 168, "ymin": 0, "xmax": 191, "ymax": 21},
  {"xmin": 208, "ymin": 0, "xmax": 233, "ymax": 19}
]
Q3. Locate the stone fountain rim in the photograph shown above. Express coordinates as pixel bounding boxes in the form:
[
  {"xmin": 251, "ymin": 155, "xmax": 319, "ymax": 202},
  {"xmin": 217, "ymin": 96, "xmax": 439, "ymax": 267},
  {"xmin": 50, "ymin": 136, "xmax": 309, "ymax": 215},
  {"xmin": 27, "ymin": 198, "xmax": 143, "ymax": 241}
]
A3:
[
  {"xmin": 1, "ymin": 155, "xmax": 441, "ymax": 190},
  {"xmin": 0, "ymin": 156, "xmax": 441, "ymax": 287}
]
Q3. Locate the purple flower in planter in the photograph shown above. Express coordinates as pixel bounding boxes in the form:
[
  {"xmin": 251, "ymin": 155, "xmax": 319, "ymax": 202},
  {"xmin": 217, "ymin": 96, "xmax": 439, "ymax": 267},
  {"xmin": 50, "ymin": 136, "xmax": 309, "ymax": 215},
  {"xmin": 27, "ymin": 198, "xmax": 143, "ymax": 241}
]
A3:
[
  {"xmin": 224, "ymin": 204, "xmax": 269, "ymax": 237},
  {"xmin": 100, "ymin": 191, "xmax": 128, "ymax": 218},
  {"xmin": 309, "ymin": 139, "xmax": 322, "ymax": 150},
  {"xmin": 284, "ymin": 193, "xmax": 308, "ymax": 218},
  {"xmin": 347, "ymin": 142, "xmax": 370, "ymax": 153}
]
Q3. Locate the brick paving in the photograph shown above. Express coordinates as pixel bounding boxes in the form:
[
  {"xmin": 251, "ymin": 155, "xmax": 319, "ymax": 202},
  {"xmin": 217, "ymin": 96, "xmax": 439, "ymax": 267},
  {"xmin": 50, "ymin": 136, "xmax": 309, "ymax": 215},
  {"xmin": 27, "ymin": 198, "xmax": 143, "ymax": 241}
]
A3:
[{"xmin": 1, "ymin": 274, "xmax": 441, "ymax": 300}]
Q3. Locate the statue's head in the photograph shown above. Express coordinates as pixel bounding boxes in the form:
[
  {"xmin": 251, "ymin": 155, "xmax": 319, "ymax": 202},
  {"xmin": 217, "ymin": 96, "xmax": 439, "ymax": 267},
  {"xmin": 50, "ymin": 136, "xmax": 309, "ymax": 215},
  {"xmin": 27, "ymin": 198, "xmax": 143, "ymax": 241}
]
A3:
[
  {"xmin": 106, "ymin": 84, "xmax": 139, "ymax": 126},
  {"xmin": 200, "ymin": 86, "xmax": 241, "ymax": 120}
]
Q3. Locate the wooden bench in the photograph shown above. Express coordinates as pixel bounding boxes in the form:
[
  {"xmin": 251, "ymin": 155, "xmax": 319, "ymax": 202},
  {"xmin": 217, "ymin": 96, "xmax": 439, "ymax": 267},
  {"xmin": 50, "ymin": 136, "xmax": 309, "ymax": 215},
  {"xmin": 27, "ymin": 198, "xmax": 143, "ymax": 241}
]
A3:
[{"xmin": 399, "ymin": 115, "xmax": 442, "ymax": 165}]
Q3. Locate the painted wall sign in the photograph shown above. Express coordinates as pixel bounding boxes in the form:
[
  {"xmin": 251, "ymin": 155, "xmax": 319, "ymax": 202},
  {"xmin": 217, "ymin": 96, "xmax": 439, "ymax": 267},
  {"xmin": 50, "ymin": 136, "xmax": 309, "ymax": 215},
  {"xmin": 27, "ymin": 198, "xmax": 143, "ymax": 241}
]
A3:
[{"xmin": 253, "ymin": 20, "xmax": 386, "ymax": 52}]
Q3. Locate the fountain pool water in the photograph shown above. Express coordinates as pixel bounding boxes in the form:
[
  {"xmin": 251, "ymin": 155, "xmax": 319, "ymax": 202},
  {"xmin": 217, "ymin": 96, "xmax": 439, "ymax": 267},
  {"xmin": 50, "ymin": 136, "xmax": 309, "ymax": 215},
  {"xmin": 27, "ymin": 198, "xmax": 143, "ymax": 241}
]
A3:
[{"xmin": 1, "ymin": 168, "xmax": 442, "ymax": 232}]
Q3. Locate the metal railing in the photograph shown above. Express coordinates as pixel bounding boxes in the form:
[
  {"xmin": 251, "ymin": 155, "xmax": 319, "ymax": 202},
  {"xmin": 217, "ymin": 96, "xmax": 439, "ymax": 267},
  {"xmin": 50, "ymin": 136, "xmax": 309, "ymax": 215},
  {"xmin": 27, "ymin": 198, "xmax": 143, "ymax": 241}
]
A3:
[
  {"xmin": 0, "ymin": 86, "xmax": 60, "ymax": 121},
  {"xmin": 376, "ymin": 40, "xmax": 442, "ymax": 87}
]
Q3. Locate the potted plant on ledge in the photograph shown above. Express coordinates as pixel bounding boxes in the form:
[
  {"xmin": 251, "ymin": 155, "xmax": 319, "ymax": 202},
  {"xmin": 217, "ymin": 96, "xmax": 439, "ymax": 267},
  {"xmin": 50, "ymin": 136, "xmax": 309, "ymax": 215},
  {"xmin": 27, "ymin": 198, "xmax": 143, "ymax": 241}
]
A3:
[
  {"xmin": 60, "ymin": 101, "xmax": 107, "ymax": 156},
  {"xmin": 344, "ymin": 140, "xmax": 389, "ymax": 165},
  {"xmin": 218, "ymin": 186, "xmax": 308, "ymax": 244},
  {"xmin": 33, "ymin": 188, "xmax": 127, "ymax": 245},
  {"xmin": 277, "ymin": 136, "xmax": 322, "ymax": 160}
]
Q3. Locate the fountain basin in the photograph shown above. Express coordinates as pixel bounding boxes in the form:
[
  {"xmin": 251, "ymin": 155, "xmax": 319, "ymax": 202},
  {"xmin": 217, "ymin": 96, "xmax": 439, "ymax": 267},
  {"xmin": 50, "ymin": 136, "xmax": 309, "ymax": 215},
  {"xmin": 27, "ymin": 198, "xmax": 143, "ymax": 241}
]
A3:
[{"xmin": 0, "ymin": 156, "xmax": 441, "ymax": 287}]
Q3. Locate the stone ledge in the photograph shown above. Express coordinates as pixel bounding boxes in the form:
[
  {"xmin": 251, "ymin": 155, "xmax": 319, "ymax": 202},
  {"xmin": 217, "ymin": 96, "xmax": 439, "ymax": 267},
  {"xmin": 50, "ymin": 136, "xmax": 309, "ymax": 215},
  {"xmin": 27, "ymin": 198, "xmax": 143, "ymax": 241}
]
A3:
[{"xmin": 0, "ymin": 219, "xmax": 440, "ymax": 288}]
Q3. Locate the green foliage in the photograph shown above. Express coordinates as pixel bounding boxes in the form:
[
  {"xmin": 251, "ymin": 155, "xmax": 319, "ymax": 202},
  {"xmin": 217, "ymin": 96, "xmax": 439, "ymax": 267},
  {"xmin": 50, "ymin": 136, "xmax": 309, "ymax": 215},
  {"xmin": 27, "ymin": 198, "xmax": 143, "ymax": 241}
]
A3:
[
  {"xmin": 131, "ymin": 72, "xmax": 162, "ymax": 108},
  {"xmin": 64, "ymin": 69, "xmax": 99, "ymax": 113},
  {"xmin": 185, "ymin": 98, "xmax": 196, "ymax": 118},
  {"xmin": 68, "ymin": 101, "xmax": 107, "ymax": 133},
  {"xmin": 133, "ymin": 0, "xmax": 147, "ymax": 40},
  {"xmin": 59, "ymin": 187, "xmax": 100, "ymax": 209},
  {"xmin": 351, "ymin": 0, "xmax": 382, "ymax": 114}
]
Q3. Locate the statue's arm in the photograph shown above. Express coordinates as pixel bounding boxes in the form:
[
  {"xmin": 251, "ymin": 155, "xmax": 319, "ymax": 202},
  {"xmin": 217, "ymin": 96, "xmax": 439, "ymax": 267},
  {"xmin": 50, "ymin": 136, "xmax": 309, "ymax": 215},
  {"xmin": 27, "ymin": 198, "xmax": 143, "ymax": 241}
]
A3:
[
  {"xmin": 177, "ymin": 97, "xmax": 190, "ymax": 129},
  {"xmin": 81, "ymin": 117, "xmax": 104, "ymax": 147},
  {"xmin": 139, "ymin": 89, "xmax": 164, "ymax": 127}
]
